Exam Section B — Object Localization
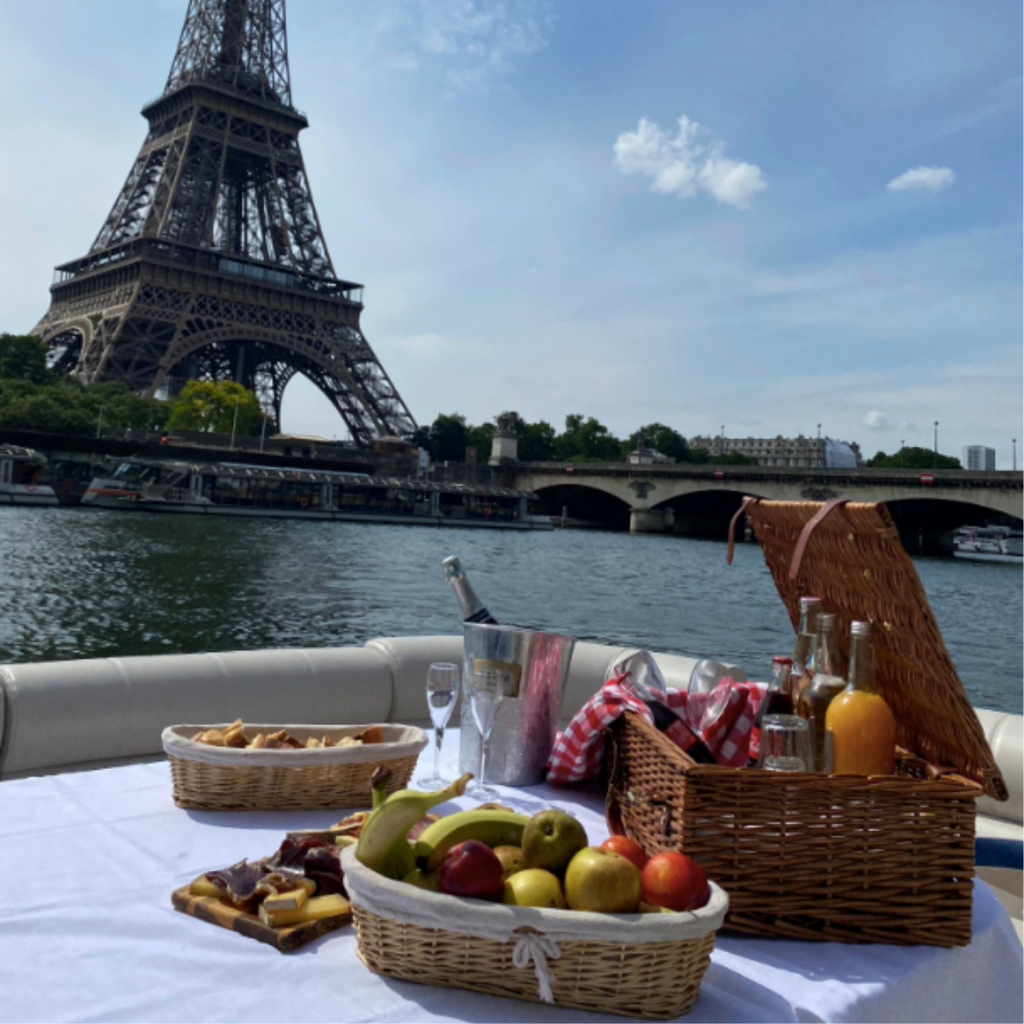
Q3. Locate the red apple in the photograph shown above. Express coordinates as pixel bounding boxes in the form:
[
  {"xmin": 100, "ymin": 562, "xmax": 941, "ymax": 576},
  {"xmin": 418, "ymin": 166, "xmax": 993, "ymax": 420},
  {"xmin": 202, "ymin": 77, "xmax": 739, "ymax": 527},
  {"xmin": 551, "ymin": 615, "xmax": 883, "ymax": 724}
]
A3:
[
  {"xmin": 641, "ymin": 852, "xmax": 709, "ymax": 912},
  {"xmin": 600, "ymin": 836, "xmax": 649, "ymax": 873},
  {"xmin": 438, "ymin": 840, "xmax": 505, "ymax": 902}
]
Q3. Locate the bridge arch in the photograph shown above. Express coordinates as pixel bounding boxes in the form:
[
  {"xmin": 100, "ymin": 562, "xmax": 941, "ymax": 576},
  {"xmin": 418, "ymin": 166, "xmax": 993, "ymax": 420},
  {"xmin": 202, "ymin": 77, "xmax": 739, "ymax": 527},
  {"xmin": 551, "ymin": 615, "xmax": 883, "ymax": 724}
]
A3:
[
  {"xmin": 652, "ymin": 487, "xmax": 764, "ymax": 538},
  {"xmin": 531, "ymin": 482, "xmax": 631, "ymax": 529},
  {"xmin": 885, "ymin": 496, "xmax": 1022, "ymax": 555}
]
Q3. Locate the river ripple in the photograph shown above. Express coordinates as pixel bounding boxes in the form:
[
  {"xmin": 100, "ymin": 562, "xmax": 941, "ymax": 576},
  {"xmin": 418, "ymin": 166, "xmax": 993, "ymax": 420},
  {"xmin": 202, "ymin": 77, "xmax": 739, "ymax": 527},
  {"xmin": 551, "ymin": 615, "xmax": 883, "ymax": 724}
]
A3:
[{"xmin": 0, "ymin": 507, "xmax": 1020, "ymax": 715}]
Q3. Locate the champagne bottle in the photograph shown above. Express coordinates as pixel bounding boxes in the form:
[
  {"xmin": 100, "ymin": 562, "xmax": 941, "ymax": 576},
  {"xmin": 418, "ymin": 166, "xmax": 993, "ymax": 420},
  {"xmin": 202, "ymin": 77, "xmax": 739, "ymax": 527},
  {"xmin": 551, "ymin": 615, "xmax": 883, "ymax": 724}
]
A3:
[
  {"xmin": 620, "ymin": 673, "xmax": 717, "ymax": 765},
  {"xmin": 441, "ymin": 556, "xmax": 498, "ymax": 624}
]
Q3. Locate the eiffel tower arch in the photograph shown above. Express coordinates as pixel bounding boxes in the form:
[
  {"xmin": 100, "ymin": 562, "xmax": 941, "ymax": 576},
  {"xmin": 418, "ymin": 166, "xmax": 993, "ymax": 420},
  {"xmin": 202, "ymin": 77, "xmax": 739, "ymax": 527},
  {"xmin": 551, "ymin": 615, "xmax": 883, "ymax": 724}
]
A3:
[{"xmin": 32, "ymin": 0, "xmax": 416, "ymax": 446}]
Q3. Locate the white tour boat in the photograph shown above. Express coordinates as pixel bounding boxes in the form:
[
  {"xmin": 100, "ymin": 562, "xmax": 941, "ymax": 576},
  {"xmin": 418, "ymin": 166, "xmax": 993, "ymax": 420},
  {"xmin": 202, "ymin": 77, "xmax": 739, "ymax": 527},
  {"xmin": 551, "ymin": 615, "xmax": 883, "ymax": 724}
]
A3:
[
  {"xmin": 954, "ymin": 526, "xmax": 1024, "ymax": 564},
  {"xmin": 0, "ymin": 444, "xmax": 59, "ymax": 507}
]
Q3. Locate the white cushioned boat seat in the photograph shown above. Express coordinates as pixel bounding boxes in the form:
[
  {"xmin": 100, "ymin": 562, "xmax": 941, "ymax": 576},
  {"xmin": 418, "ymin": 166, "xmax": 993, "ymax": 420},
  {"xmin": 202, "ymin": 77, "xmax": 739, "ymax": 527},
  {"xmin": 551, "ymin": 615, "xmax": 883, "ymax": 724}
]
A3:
[
  {"xmin": 0, "ymin": 647, "xmax": 392, "ymax": 778},
  {"xmin": 364, "ymin": 635, "xmax": 465, "ymax": 727},
  {"xmin": 974, "ymin": 708, "xmax": 1023, "ymax": 828}
]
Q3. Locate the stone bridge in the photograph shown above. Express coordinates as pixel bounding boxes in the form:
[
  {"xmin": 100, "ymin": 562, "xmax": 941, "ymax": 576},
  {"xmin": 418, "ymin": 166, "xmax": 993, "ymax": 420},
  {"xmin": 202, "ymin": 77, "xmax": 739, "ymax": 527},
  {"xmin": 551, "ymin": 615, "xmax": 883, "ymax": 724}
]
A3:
[{"xmin": 510, "ymin": 463, "xmax": 1024, "ymax": 552}]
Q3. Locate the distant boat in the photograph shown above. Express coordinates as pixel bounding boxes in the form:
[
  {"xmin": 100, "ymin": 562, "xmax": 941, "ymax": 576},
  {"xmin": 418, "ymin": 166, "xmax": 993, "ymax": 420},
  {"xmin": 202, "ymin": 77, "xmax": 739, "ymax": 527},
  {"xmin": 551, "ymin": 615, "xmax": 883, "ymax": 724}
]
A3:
[
  {"xmin": 954, "ymin": 525, "xmax": 1023, "ymax": 564},
  {"xmin": 0, "ymin": 445, "xmax": 59, "ymax": 507}
]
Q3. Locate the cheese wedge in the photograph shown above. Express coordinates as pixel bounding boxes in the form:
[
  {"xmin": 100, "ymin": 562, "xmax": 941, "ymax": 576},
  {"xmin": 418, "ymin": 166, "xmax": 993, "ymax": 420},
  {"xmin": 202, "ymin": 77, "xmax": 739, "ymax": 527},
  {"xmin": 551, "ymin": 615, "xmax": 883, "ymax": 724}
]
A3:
[
  {"xmin": 262, "ymin": 886, "xmax": 310, "ymax": 913},
  {"xmin": 334, "ymin": 835, "xmax": 358, "ymax": 848},
  {"xmin": 188, "ymin": 875, "xmax": 225, "ymax": 898},
  {"xmin": 258, "ymin": 894, "xmax": 350, "ymax": 928}
]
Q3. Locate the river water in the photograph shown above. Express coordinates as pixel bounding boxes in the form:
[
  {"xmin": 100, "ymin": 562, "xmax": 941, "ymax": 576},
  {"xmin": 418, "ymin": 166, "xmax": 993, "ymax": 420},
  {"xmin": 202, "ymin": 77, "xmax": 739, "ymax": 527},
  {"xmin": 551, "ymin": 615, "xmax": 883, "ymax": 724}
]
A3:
[{"xmin": 0, "ymin": 507, "xmax": 1020, "ymax": 714}]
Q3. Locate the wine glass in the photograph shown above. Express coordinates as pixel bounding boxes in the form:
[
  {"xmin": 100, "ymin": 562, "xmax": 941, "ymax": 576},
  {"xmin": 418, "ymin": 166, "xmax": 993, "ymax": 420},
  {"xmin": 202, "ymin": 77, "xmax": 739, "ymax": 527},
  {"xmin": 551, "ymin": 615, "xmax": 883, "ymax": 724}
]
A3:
[
  {"xmin": 468, "ymin": 670, "xmax": 503, "ymax": 799},
  {"xmin": 416, "ymin": 663, "xmax": 460, "ymax": 790},
  {"xmin": 685, "ymin": 659, "xmax": 734, "ymax": 737}
]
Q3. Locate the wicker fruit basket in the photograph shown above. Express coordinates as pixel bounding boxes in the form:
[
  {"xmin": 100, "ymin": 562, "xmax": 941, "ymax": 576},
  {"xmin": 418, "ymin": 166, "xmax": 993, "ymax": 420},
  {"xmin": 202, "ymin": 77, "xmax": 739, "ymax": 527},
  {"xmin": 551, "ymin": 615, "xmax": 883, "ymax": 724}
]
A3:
[
  {"xmin": 341, "ymin": 846, "xmax": 729, "ymax": 1021},
  {"xmin": 607, "ymin": 499, "xmax": 1006, "ymax": 947},
  {"xmin": 162, "ymin": 723, "xmax": 427, "ymax": 811}
]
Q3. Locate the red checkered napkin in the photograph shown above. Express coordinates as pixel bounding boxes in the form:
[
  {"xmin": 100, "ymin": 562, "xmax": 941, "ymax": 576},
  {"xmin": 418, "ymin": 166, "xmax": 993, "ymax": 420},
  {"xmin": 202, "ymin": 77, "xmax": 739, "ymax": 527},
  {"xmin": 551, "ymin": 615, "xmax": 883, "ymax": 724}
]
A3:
[{"xmin": 547, "ymin": 675, "xmax": 767, "ymax": 784}]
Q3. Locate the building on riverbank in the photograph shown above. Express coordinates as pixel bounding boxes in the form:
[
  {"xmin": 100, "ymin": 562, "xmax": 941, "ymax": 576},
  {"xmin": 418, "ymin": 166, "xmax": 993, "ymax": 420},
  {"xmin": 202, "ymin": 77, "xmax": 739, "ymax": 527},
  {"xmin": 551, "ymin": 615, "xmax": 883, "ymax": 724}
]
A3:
[
  {"xmin": 964, "ymin": 446, "xmax": 997, "ymax": 471},
  {"xmin": 688, "ymin": 434, "xmax": 862, "ymax": 469}
]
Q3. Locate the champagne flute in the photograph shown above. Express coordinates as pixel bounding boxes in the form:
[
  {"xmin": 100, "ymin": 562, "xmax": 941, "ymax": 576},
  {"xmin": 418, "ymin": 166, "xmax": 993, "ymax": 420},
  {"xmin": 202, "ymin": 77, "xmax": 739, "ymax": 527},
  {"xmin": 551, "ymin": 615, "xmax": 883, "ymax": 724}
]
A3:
[
  {"xmin": 468, "ymin": 670, "xmax": 503, "ymax": 799},
  {"xmin": 416, "ymin": 663, "xmax": 460, "ymax": 790}
]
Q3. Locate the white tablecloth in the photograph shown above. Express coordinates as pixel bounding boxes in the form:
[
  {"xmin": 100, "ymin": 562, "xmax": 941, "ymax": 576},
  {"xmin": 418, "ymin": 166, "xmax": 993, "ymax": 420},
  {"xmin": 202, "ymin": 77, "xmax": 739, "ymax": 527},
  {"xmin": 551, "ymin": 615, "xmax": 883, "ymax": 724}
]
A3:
[{"xmin": 0, "ymin": 736, "xmax": 1020, "ymax": 1024}]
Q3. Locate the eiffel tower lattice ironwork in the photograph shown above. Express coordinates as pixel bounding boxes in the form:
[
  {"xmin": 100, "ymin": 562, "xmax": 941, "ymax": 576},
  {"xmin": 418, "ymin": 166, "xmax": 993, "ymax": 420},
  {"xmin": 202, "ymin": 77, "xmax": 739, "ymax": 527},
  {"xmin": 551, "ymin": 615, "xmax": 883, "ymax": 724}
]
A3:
[{"xmin": 32, "ymin": 0, "xmax": 416, "ymax": 446}]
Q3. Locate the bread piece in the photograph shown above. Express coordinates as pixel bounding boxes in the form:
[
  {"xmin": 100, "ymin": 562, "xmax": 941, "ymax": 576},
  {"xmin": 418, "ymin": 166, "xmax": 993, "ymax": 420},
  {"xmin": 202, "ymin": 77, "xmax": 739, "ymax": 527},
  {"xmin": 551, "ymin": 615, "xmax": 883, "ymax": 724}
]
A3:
[
  {"xmin": 198, "ymin": 729, "xmax": 225, "ymax": 746},
  {"xmin": 358, "ymin": 725, "xmax": 384, "ymax": 744},
  {"xmin": 306, "ymin": 737, "xmax": 322, "ymax": 749},
  {"xmin": 223, "ymin": 721, "xmax": 248, "ymax": 749},
  {"xmin": 249, "ymin": 734, "xmax": 267, "ymax": 749}
]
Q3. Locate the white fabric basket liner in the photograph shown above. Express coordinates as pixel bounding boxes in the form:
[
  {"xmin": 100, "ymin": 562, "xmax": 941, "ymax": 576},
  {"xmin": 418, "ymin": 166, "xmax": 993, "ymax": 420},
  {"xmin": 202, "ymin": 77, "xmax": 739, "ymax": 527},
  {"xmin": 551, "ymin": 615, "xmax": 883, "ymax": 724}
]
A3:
[
  {"xmin": 162, "ymin": 723, "xmax": 427, "ymax": 768},
  {"xmin": 341, "ymin": 844, "xmax": 728, "ymax": 944}
]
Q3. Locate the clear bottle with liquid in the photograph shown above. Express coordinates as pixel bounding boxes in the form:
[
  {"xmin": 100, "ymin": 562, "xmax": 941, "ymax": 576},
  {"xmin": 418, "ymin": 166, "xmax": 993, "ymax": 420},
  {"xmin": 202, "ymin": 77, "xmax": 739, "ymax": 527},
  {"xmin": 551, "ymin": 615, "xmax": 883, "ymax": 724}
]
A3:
[
  {"xmin": 825, "ymin": 621, "xmax": 897, "ymax": 775},
  {"xmin": 442, "ymin": 556, "xmax": 498, "ymax": 624},
  {"xmin": 796, "ymin": 613, "xmax": 846, "ymax": 772},
  {"xmin": 791, "ymin": 596, "xmax": 822, "ymax": 706}
]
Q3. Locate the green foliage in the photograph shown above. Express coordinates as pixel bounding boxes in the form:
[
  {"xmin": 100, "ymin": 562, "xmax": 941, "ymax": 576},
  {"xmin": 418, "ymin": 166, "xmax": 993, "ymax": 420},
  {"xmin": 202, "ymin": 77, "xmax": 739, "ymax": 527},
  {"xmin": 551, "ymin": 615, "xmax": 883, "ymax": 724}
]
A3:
[
  {"xmin": 688, "ymin": 447, "xmax": 711, "ymax": 464},
  {"xmin": 428, "ymin": 413, "xmax": 469, "ymax": 462},
  {"xmin": 627, "ymin": 423, "xmax": 690, "ymax": 462},
  {"xmin": 556, "ymin": 414, "xmax": 623, "ymax": 462},
  {"xmin": 866, "ymin": 446, "xmax": 961, "ymax": 470},
  {"xmin": 0, "ymin": 334, "xmax": 51, "ymax": 386},
  {"xmin": 166, "ymin": 380, "xmax": 263, "ymax": 435},
  {"xmin": 466, "ymin": 421, "xmax": 495, "ymax": 457},
  {"xmin": 0, "ymin": 373, "xmax": 169, "ymax": 436}
]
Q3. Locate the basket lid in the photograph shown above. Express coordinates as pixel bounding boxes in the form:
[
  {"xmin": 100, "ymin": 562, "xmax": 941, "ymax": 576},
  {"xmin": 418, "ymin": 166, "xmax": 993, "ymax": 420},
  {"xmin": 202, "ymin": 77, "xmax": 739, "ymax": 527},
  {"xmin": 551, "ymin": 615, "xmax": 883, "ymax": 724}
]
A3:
[{"xmin": 738, "ymin": 498, "xmax": 1007, "ymax": 801}]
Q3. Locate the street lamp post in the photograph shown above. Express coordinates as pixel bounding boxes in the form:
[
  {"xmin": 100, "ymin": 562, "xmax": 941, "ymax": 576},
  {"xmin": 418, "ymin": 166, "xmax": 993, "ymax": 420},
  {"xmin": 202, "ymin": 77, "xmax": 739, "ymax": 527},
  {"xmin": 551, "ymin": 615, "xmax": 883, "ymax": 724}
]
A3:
[
  {"xmin": 1014, "ymin": 439, "xmax": 1017, "ymax": 472},
  {"xmin": 95, "ymin": 405, "xmax": 107, "ymax": 440},
  {"xmin": 933, "ymin": 421, "xmax": 938, "ymax": 469},
  {"xmin": 900, "ymin": 440, "xmax": 905, "ymax": 469},
  {"xmin": 230, "ymin": 400, "xmax": 240, "ymax": 451},
  {"xmin": 260, "ymin": 412, "xmax": 269, "ymax": 454},
  {"xmin": 720, "ymin": 424, "xmax": 725, "ymax": 460}
]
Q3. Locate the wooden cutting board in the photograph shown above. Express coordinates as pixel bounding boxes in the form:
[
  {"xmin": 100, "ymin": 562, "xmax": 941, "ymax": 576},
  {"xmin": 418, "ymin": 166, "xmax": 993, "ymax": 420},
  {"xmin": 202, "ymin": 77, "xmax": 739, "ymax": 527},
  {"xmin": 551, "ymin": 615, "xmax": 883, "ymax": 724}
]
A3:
[{"xmin": 171, "ymin": 886, "xmax": 352, "ymax": 953}]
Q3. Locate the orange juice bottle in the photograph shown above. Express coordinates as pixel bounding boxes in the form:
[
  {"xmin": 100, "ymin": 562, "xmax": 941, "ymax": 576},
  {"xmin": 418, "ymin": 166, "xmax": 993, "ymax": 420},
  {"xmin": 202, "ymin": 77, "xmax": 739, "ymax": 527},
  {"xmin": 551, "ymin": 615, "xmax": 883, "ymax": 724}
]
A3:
[{"xmin": 825, "ymin": 621, "xmax": 896, "ymax": 775}]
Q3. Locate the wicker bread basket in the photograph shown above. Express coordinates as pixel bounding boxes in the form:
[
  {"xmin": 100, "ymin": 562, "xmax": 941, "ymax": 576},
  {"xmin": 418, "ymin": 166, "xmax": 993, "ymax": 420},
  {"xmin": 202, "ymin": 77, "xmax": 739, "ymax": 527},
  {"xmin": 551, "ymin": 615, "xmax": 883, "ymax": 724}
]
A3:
[
  {"xmin": 162, "ymin": 723, "xmax": 427, "ymax": 810},
  {"xmin": 607, "ymin": 499, "xmax": 1005, "ymax": 947},
  {"xmin": 341, "ymin": 846, "xmax": 728, "ymax": 1020}
]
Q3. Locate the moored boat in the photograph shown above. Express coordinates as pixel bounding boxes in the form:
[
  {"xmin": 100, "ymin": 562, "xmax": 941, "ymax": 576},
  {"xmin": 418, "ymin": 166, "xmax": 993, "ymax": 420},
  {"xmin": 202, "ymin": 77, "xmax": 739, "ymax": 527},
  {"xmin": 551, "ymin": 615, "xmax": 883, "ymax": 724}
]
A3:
[
  {"xmin": 81, "ymin": 457, "xmax": 553, "ymax": 529},
  {"xmin": 0, "ymin": 445, "xmax": 59, "ymax": 507},
  {"xmin": 954, "ymin": 526, "xmax": 1023, "ymax": 563}
]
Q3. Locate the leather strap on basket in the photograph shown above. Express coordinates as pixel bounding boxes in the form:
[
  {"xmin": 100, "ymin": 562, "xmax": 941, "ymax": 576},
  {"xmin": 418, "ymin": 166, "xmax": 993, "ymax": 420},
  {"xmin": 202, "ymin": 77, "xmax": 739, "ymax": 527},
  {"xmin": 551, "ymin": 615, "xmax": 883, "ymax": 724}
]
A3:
[
  {"xmin": 788, "ymin": 498, "xmax": 849, "ymax": 581},
  {"xmin": 726, "ymin": 496, "xmax": 760, "ymax": 565}
]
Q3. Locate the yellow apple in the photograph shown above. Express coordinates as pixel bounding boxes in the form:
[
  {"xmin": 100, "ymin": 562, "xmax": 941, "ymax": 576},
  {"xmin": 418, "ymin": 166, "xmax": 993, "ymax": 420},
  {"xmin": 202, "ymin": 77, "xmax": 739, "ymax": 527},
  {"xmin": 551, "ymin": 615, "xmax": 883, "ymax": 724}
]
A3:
[
  {"xmin": 503, "ymin": 868, "xmax": 567, "ymax": 909},
  {"xmin": 564, "ymin": 847, "xmax": 642, "ymax": 913}
]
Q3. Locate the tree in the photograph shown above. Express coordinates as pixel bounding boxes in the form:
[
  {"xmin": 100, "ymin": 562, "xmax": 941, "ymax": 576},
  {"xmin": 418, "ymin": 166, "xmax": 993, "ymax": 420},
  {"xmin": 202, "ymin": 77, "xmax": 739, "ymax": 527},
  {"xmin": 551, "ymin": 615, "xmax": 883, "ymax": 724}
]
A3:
[
  {"xmin": 166, "ymin": 380, "xmax": 262, "ymax": 435},
  {"xmin": 466, "ymin": 421, "xmax": 495, "ymax": 458},
  {"xmin": 518, "ymin": 419, "xmax": 557, "ymax": 461},
  {"xmin": 627, "ymin": 423, "xmax": 690, "ymax": 462},
  {"xmin": 555, "ymin": 414, "xmax": 624, "ymax": 462},
  {"xmin": 866, "ymin": 446, "xmax": 961, "ymax": 470},
  {"xmin": 428, "ymin": 413, "xmax": 469, "ymax": 462},
  {"xmin": 0, "ymin": 334, "xmax": 50, "ymax": 385}
]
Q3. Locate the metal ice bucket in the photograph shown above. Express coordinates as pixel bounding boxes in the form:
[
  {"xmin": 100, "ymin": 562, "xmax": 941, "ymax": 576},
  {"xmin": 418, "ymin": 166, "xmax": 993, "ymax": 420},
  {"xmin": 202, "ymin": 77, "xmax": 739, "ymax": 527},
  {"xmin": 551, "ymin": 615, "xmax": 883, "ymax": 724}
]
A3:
[{"xmin": 460, "ymin": 623, "xmax": 576, "ymax": 787}]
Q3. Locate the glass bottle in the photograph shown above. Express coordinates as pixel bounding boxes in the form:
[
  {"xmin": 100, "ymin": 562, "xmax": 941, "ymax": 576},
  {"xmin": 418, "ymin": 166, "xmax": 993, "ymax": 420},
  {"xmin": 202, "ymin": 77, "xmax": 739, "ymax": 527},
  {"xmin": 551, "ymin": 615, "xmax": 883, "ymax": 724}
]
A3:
[
  {"xmin": 441, "ymin": 556, "xmax": 498, "ymax": 624},
  {"xmin": 620, "ymin": 673, "xmax": 717, "ymax": 765},
  {"xmin": 825, "ymin": 621, "xmax": 897, "ymax": 775},
  {"xmin": 791, "ymin": 596, "xmax": 822, "ymax": 705},
  {"xmin": 747, "ymin": 656, "xmax": 795, "ymax": 767},
  {"xmin": 796, "ymin": 613, "xmax": 846, "ymax": 772}
]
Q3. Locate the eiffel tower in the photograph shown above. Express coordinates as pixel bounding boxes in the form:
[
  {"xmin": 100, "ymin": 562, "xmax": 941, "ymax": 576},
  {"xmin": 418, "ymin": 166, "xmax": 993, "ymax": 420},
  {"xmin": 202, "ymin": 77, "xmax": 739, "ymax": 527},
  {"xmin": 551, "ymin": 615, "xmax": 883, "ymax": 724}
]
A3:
[{"xmin": 32, "ymin": 0, "xmax": 416, "ymax": 446}]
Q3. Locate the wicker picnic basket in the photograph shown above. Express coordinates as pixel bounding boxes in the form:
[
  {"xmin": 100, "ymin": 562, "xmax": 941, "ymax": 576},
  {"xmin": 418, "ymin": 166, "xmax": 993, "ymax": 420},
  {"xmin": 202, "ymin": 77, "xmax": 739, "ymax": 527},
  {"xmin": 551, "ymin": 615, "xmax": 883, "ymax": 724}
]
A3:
[
  {"xmin": 162, "ymin": 723, "xmax": 427, "ymax": 810},
  {"xmin": 341, "ymin": 846, "xmax": 729, "ymax": 1020},
  {"xmin": 607, "ymin": 499, "xmax": 1007, "ymax": 947}
]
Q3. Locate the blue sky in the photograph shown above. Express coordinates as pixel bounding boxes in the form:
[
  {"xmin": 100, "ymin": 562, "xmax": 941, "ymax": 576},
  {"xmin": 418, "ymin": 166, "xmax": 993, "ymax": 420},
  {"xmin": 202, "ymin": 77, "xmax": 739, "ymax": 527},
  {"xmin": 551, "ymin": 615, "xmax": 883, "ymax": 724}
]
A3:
[{"xmin": 1, "ymin": 0, "xmax": 1020, "ymax": 464}]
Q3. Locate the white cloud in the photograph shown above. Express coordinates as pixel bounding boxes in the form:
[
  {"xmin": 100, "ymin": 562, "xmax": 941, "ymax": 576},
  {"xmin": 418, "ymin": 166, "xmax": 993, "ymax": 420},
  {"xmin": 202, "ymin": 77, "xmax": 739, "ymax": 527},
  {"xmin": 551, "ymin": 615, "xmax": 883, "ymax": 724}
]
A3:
[
  {"xmin": 376, "ymin": 0, "xmax": 552, "ymax": 93},
  {"xmin": 861, "ymin": 410, "xmax": 889, "ymax": 430},
  {"xmin": 613, "ymin": 115, "xmax": 766, "ymax": 209},
  {"xmin": 886, "ymin": 166, "xmax": 956, "ymax": 193}
]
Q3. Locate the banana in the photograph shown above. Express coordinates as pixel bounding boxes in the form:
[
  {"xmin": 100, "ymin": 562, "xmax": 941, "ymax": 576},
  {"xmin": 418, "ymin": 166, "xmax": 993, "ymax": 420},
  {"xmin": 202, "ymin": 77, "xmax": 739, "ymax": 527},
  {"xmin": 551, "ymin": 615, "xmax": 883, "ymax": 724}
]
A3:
[
  {"xmin": 413, "ymin": 809, "xmax": 531, "ymax": 872},
  {"xmin": 355, "ymin": 773, "xmax": 472, "ymax": 878}
]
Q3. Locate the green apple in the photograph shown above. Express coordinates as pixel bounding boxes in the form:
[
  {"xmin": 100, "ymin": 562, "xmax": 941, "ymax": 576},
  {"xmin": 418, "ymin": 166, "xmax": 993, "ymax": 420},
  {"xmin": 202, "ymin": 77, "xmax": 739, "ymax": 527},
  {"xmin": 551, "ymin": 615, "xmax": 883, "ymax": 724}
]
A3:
[
  {"xmin": 493, "ymin": 845, "xmax": 526, "ymax": 879},
  {"xmin": 503, "ymin": 868, "xmax": 567, "ymax": 909},
  {"xmin": 402, "ymin": 868, "xmax": 442, "ymax": 891},
  {"xmin": 564, "ymin": 847, "xmax": 642, "ymax": 913},
  {"xmin": 521, "ymin": 810, "xmax": 588, "ymax": 875}
]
